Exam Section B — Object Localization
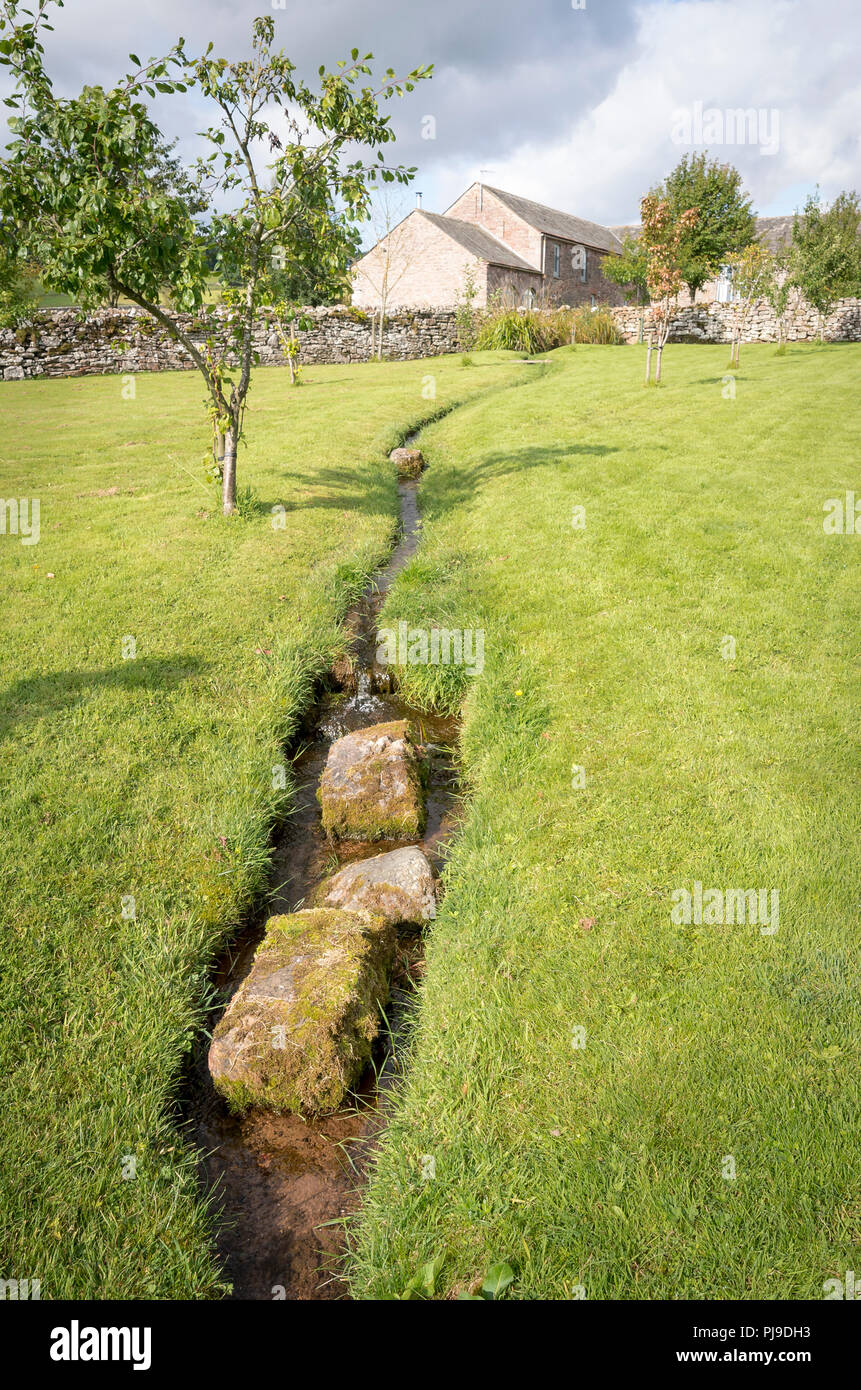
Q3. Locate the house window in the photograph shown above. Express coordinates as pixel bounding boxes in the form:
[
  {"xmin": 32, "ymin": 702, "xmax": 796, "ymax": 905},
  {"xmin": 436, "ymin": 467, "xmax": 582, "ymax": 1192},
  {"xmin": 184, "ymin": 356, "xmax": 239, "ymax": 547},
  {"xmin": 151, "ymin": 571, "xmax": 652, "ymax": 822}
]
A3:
[
  {"xmin": 571, "ymin": 244, "xmax": 587, "ymax": 283},
  {"xmin": 523, "ymin": 287, "xmax": 536, "ymax": 309},
  {"xmin": 552, "ymin": 243, "xmax": 561, "ymax": 277},
  {"xmin": 715, "ymin": 265, "xmax": 737, "ymax": 303}
]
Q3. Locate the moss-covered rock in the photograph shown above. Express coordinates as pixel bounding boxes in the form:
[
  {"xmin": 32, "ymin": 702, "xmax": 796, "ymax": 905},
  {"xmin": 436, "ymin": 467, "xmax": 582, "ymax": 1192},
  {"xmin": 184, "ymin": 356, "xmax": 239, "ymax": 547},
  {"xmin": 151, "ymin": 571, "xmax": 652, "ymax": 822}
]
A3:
[
  {"xmin": 207, "ymin": 907, "xmax": 394, "ymax": 1115},
  {"xmin": 390, "ymin": 446, "xmax": 424, "ymax": 479},
  {"xmin": 318, "ymin": 719, "xmax": 427, "ymax": 841},
  {"xmin": 318, "ymin": 846, "xmax": 436, "ymax": 926}
]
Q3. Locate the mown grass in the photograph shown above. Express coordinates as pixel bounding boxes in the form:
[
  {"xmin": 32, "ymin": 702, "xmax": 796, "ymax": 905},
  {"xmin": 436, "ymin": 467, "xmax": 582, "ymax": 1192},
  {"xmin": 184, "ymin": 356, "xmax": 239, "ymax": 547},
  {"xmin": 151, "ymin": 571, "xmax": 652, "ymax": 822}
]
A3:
[
  {"xmin": 0, "ymin": 351, "xmax": 521, "ymax": 1298},
  {"xmin": 349, "ymin": 342, "xmax": 861, "ymax": 1300}
]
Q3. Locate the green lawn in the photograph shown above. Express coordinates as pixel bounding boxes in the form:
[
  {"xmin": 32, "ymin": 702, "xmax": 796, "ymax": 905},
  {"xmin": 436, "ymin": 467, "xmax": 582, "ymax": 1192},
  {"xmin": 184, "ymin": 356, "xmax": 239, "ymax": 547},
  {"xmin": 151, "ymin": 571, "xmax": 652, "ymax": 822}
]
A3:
[
  {"xmin": 349, "ymin": 342, "xmax": 861, "ymax": 1299},
  {"xmin": 0, "ymin": 352, "xmax": 520, "ymax": 1298},
  {"xmin": 2, "ymin": 342, "xmax": 858, "ymax": 1301}
]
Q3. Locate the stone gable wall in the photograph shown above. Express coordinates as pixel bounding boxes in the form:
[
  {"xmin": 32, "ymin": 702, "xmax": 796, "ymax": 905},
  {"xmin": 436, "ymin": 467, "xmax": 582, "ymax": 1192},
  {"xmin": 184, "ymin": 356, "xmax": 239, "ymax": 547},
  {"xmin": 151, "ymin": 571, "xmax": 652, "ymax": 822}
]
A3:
[
  {"xmin": 352, "ymin": 213, "xmax": 492, "ymax": 310},
  {"xmin": 445, "ymin": 185, "xmax": 543, "ymax": 269}
]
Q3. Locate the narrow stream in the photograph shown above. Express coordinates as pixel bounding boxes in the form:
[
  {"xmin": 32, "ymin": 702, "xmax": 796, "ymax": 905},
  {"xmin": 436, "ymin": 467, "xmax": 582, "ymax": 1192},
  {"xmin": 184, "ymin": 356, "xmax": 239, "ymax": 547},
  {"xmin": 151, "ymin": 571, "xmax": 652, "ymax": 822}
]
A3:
[{"xmin": 185, "ymin": 447, "xmax": 458, "ymax": 1300}]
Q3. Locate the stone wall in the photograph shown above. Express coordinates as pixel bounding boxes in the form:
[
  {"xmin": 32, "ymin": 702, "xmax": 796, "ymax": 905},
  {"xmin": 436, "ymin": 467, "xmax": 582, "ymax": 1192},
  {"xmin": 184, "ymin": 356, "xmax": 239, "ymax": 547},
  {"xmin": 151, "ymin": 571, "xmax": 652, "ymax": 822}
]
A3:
[
  {"xmin": 0, "ymin": 304, "xmax": 461, "ymax": 381},
  {"xmin": 608, "ymin": 297, "xmax": 861, "ymax": 344},
  {"xmin": 4, "ymin": 295, "xmax": 860, "ymax": 381}
]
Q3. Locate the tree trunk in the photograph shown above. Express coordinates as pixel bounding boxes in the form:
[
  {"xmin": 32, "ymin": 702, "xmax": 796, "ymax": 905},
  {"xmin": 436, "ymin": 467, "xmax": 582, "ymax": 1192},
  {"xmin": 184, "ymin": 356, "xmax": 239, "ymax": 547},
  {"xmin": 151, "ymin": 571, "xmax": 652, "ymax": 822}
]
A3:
[
  {"xmin": 645, "ymin": 336, "xmax": 653, "ymax": 384},
  {"xmin": 377, "ymin": 295, "xmax": 386, "ymax": 361},
  {"xmin": 655, "ymin": 339, "xmax": 663, "ymax": 384},
  {"xmin": 222, "ymin": 426, "xmax": 238, "ymax": 516},
  {"xmin": 213, "ymin": 431, "xmax": 225, "ymax": 472}
]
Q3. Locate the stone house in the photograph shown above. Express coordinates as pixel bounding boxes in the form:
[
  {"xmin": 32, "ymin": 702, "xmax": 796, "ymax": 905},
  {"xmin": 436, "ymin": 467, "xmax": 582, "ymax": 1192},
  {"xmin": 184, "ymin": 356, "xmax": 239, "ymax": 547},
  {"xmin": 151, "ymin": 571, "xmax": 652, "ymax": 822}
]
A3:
[{"xmin": 351, "ymin": 181, "xmax": 626, "ymax": 310}]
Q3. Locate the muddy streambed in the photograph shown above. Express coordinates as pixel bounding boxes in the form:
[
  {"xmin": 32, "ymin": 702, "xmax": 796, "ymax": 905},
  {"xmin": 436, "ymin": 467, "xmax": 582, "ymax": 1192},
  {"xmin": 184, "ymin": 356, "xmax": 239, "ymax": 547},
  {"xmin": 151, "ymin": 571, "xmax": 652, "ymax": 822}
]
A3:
[{"xmin": 184, "ymin": 463, "xmax": 459, "ymax": 1300}]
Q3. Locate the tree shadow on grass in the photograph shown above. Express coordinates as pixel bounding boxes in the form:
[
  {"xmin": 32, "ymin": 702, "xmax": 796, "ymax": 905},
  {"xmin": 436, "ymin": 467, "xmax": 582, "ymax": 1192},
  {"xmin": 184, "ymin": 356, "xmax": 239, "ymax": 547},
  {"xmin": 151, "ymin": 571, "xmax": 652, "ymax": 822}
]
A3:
[
  {"xmin": 290, "ymin": 443, "xmax": 622, "ymax": 520},
  {"xmin": 0, "ymin": 655, "xmax": 209, "ymax": 742},
  {"xmin": 691, "ymin": 375, "xmax": 751, "ymax": 385},
  {"xmin": 423, "ymin": 441, "xmax": 623, "ymax": 514}
]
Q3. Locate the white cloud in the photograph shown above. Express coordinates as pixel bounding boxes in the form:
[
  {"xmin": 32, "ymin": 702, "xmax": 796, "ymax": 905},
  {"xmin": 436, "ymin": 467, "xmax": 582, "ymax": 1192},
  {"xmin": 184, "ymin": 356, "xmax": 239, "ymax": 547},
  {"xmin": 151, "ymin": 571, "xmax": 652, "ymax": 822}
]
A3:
[{"xmin": 459, "ymin": 0, "xmax": 861, "ymax": 222}]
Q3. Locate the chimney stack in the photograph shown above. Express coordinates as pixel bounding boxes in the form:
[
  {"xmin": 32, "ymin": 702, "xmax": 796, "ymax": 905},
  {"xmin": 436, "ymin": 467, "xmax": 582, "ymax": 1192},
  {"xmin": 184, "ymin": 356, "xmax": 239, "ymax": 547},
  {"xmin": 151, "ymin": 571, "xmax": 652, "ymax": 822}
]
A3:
[{"xmin": 416, "ymin": 191, "xmax": 423, "ymax": 209}]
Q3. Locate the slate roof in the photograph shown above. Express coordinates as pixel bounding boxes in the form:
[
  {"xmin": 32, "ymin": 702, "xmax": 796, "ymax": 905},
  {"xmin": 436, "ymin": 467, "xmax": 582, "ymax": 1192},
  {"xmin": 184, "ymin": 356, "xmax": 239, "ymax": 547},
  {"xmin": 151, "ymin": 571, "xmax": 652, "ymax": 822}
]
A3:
[
  {"xmin": 479, "ymin": 185, "xmax": 624, "ymax": 254},
  {"xmin": 607, "ymin": 216, "xmax": 796, "ymax": 251},
  {"xmin": 417, "ymin": 210, "xmax": 541, "ymax": 272},
  {"xmin": 755, "ymin": 215, "xmax": 795, "ymax": 251},
  {"xmin": 608, "ymin": 223, "xmax": 641, "ymax": 244}
]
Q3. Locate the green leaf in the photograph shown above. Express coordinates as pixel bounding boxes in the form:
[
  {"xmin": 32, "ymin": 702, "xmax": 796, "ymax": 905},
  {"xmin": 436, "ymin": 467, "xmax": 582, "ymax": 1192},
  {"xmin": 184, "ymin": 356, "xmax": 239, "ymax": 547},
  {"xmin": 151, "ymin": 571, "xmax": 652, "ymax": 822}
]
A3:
[{"xmin": 481, "ymin": 1262, "xmax": 515, "ymax": 1300}]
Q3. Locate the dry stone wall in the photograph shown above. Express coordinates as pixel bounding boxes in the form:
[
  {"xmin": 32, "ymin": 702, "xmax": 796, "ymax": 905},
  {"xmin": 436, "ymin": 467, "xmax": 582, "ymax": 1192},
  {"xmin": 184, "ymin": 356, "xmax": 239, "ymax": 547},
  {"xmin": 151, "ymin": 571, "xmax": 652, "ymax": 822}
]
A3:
[
  {"xmin": 3, "ymin": 296, "xmax": 859, "ymax": 381},
  {"xmin": 0, "ymin": 305, "xmax": 461, "ymax": 381},
  {"xmin": 608, "ymin": 297, "xmax": 861, "ymax": 344}
]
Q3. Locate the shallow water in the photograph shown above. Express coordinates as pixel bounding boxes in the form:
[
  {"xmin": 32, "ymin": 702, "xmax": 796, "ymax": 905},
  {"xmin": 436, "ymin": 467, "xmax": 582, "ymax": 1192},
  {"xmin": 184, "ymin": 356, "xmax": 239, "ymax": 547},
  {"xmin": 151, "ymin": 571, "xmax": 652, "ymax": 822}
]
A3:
[{"xmin": 185, "ymin": 463, "xmax": 458, "ymax": 1300}]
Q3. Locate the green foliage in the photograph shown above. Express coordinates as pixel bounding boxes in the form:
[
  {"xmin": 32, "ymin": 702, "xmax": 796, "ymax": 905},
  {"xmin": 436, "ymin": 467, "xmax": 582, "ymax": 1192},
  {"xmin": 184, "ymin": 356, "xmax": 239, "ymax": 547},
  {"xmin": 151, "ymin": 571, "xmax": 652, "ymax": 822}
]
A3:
[
  {"xmin": 571, "ymin": 305, "xmax": 624, "ymax": 344},
  {"xmin": 601, "ymin": 233, "xmax": 649, "ymax": 304},
  {"xmin": 474, "ymin": 304, "xmax": 576, "ymax": 353},
  {"xmin": 0, "ymin": 247, "xmax": 39, "ymax": 328},
  {"xmin": 790, "ymin": 189, "xmax": 861, "ymax": 330},
  {"xmin": 480, "ymin": 1261, "xmax": 516, "ymax": 1299},
  {"xmin": 400, "ymin": 1253, "xmax": 445, "ymax": 1299},
  {"xmin": 454, "ymin": 263, "xmax": 480, "ymax": 351},
  {"xmin": 652, "ymin": 153, "xmax": 756, "ymax": 297}
]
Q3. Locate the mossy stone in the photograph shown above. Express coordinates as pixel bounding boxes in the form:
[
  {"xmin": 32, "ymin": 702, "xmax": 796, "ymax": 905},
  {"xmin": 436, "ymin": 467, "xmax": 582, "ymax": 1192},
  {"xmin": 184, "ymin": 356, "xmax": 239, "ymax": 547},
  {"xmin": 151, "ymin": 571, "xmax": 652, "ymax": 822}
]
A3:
[
  {"xmin": 208, "ymin": 907, "xmax": 394, "ymax": 1115},
  {"xmin": 318, "ymin": 719, "xmax": 427, "ymax": 841}
]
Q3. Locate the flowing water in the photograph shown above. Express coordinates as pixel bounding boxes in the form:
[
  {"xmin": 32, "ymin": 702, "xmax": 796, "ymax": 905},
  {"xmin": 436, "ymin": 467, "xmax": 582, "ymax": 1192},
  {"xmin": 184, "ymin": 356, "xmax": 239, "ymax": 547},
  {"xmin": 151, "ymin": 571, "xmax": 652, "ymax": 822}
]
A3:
[{"xmin": 184, "ymin": 462, "xmax": 459, "ymax": 1300}]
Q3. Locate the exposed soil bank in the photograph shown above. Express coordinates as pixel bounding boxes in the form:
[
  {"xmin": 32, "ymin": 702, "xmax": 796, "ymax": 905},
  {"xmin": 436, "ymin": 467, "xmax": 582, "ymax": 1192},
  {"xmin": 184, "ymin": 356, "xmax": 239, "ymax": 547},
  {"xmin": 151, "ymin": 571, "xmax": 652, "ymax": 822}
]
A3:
[{"xmin": 185, "ymin": 450, "xmax": 458, "ymax": 1300}]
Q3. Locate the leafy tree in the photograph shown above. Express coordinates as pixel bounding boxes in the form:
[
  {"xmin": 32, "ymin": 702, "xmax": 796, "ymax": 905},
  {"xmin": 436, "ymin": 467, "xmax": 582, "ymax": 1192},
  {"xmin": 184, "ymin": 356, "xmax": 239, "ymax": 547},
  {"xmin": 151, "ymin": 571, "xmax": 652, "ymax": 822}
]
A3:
[
  {"xmin": 601, "ymin": 233, "xmax": 649, "ymax": 305},
  {"xmin": 640, "ymin": 193, "xmax": 698, "ymax": 384},
  {"xmin": 263, "ymin": 196, "xmax": 362, "ymax": 307},
  {"xmin": 762, "ymin": 244, "xmax": 803, "ymax": 352},
  {"xmin": 652, "ymin": 154, "xmax": 756, "ymax": 299},
  {"xmin": 790, "ymin": 189, "xmax": 861, "ymax": 341},
  {"xmin": 726, "ymin": 241, "xmax": 774, "ymax": 366},
  {"xmin": 257, "ymin": 199, "xmax": 360, "ymax": 389},
  {"xmin": 0, "ymin": 240, "xmax": 39, "ymax": 327},
  {"xmin": 0, "ymin": 1, "xmax": 431, "ymax": 513}
]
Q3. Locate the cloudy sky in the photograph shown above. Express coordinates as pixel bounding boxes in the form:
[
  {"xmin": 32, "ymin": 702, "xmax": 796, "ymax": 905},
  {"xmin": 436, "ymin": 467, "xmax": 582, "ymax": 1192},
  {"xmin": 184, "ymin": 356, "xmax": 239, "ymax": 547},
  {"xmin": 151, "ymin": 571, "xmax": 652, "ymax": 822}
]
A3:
[{"xmin": 12, "ymin": 0, "xmax": 861, "ymax": 235}]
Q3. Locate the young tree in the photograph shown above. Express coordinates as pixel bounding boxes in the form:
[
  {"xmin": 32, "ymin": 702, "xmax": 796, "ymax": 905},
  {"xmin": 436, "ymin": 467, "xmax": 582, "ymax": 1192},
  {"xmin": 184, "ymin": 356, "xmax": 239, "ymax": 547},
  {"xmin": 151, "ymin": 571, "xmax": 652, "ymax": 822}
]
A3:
[
  {"xmin": 726, "ymin": 241, "xmax": 774, "ymax": 366},
  {"xmin": 790, "ymin": 189, "xmax": 861, "ymax": 341},
  {"xmin": 0, "ymin": 1, "xmax": 431, "ymax": 513},
  {"xmin": 601, "ymin": 233, "xmax": 649, "ymax": 305},
  {"xmin": 359, "ymin": 189, "xmax": 413, "ymax": 359},
  {"xmin": 640, "ymin": 193, "xmax": 698, "ymax": 384},
  {"xmin": 762, "ymin": 244, "xmax": 803, "ymax": 352},
  {"xmin": 454, "ymin": 262, "xmax": 480, "ymax": 352},
  {"xmin": 263, "ymin": 201, "xmax": 360, "ymax": 386},
  {"xmin": 653, "ymin": 154, "xmax": 756, "ymax": 300}
]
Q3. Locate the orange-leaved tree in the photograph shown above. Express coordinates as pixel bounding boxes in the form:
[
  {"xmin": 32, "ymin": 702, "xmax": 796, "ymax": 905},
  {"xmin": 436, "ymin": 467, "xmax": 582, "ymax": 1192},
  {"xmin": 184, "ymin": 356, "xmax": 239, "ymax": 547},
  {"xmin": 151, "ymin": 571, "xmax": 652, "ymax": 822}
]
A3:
[{"xmin": 641, "ymin": 194, "xmax": 698, "ymax": 384}]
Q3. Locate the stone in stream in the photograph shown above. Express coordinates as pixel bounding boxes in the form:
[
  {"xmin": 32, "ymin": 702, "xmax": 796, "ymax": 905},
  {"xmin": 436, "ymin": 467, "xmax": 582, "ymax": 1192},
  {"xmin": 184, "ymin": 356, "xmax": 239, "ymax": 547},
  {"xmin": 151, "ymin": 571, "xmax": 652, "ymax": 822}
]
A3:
[
  {"xmin": 318, "ymin": 719, "xmax": 426, "ymax": 841},
  {"xmin": 390, "ymin": 446, "xmax": 424, "ymax": 479},
  {"xmin": 207, "ymin": 908, "xmax": 394, "ymax": 1115},
  {"xmin": 319, "ymin": 846, "xmax": 436, "ymax": 927}
]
